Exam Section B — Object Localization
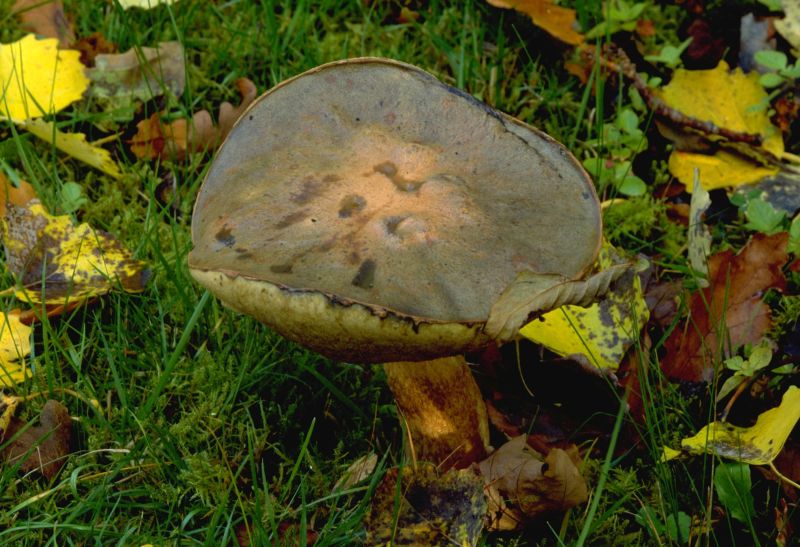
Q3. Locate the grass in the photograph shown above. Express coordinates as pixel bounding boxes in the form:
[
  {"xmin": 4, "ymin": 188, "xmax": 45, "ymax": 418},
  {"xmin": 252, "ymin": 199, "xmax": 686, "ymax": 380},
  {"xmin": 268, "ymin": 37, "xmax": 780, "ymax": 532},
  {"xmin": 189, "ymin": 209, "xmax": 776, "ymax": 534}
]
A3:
[{"xmin": 0, "ymin": 0, "xmax": 796, "ymax": 544}]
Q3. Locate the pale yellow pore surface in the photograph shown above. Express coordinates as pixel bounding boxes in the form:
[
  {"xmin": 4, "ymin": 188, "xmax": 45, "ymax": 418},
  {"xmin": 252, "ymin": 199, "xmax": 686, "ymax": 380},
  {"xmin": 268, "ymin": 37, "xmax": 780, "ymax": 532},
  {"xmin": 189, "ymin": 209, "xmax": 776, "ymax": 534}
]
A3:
[
  {"xmin": 190, "ymin": 59, "xmax": 600, "ymax": 330},
  {"xmin": 191, "ymin": 269, "xmax": 489, "ymax": 363}
]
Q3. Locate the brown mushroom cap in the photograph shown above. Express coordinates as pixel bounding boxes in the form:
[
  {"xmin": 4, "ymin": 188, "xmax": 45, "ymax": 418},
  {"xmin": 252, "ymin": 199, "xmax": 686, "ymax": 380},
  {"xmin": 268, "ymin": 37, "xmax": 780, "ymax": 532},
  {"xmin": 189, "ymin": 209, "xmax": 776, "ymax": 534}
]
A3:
[{"xmin": 189, "ymin": 58, "xmax": 601, "ymax": 363}]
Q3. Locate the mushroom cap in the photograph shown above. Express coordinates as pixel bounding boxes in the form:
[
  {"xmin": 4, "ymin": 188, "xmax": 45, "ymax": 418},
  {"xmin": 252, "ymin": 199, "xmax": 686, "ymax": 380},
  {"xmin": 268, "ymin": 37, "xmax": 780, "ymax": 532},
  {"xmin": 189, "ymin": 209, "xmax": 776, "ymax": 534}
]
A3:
[{"xmin": 189, "ymin": 58, "xmax": 601, "ymax": 363}]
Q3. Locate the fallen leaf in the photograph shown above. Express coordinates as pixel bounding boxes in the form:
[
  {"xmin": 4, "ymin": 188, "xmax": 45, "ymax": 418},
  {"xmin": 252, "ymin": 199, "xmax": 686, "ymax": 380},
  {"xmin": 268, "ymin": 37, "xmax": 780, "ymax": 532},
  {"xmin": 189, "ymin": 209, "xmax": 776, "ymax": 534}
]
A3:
[
  {"xmin": 21, "ymin": 118, "xmax": 122, "ymax": 179},
  {"xmin": 365, "ymin": 464, "xmax": 486, "ymax": 545},
  {"xmin": 664, "ymin": 386, "xmax": 800, "ymax": 465},
  {"xmin": 688, "ymin": 172, "xmax": 711, "ymax": 284},
  {"xmin": 0, "ymin": 393, "xmax": 20, "ymax": 434},
  {"xmin": 486, "ymin": 260, "xmax": 630, "ymax": 344},
  {"xmin": 658, "ymin": 61, "xmax": 784, "ymax": 190},
  {"xmin": 332, "ymin": 452, "xmax": 378, "ymax": 491},
  {"xmin": 72, "ymin": 32, "xmax": 116, "ymax": 67},
  {"xmin": 485, "ymin": 0, "xmax": 583, "ymax": 45},
  {"xmin": 129, "ymin": 78, "xmax": 257, "ymax": 160},
  {"xmin": 118, "ymin": 0, "xmax": 177, "ymax": 9},
  {"xmin": 776, "ymin": 0, "xmax": 800, "ymax": 52},
  {"xmin": 12, "ymin": 0, "xmax": 75, "ymax": 47},
  {"xmin": 0, "ymin": 173, "xmax": 36, "ymax": 219},
  {"xmin": 519, "ymin": 243, "xmax": 648, "ymax": 371},
  {"xmin": 87, "ymin": 42, "xmax": 185, "ymax": 107},
  {"xmin": 479, "ymin": 435, "xmax": 588, "ymax": 530},
  {"xmin": 2, "ymin": 399, "xmax": 72, "ymax": 479},
  {"xmin": 0, "ymin": 310, "xmax": 31, "ymax": 386},
  {"xmin": 2, "ymin": 200, "xmax": 150, "ymax": 305},
  {"xmin": 662, "ymin": 232, "xmax": 789, "ymax": 382},
  {"xmin": 0, "ymin": 34, "xmax": 88, "ymax": 120}
]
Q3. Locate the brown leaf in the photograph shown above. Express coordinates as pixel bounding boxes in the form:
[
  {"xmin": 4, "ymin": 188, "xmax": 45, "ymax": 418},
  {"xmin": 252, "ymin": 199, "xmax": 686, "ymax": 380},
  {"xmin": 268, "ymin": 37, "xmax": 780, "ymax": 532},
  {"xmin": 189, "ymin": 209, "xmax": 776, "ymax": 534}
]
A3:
[
  {"xmin": 662, "ymin": 232, "xmax": 789, "ymax": 382},
  {"xmin": 479, "ymin": 435, "xmax": 588, "ymax": 531},
  {"xmin": 0, "ymin": 173, "xmax": 37, "ymax": 219},
  {"xmin": 2, "ymin": 400, "xmax": 72, "ymax": 480},
  {"xmin": 72, "ymin": 32, "xmax": 117, "ymax": 67},
  {"xmin": 13, "ymin": 0, "xmax": 75, "ymax": 47},
  {"xmin": 129, "ymin": 78, "xmax": 257, "ymax": 160},
  {"xmin": 486, "ymin": 0, "xmax": 583, "ymax": 45}
]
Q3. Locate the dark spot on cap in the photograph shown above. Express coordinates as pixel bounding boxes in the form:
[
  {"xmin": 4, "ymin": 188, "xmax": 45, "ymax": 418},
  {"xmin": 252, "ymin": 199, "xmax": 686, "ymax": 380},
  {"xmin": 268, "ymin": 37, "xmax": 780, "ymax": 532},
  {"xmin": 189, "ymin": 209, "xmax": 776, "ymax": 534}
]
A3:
[
  {"xmin": 373, "ymin": 161, "xmax": 424, "ymax": 192},
  {"xmin": 351, "ymin": 259, "xmax": 376, "ymax": 289},
  {"xmin": 323, "ymin": 174, "xmax": 341, "ymax": 183},
  {"xmin": 275, "ymin": 210, "xmax": 309, "ymax": 229},
  {"xmin": 270, "ymin": 264, "xmax": 293, "ymax": 273},
  {"xmin": 338, "ymin": 194, "xmax": 367, "ymax": 218},
  {"xmin": 215, "ymin": 225, "xmax": 236, "ymax": 247},
  {"xmin": 384, "ymin": 215, "xmax": 406, "ymax": 235}
]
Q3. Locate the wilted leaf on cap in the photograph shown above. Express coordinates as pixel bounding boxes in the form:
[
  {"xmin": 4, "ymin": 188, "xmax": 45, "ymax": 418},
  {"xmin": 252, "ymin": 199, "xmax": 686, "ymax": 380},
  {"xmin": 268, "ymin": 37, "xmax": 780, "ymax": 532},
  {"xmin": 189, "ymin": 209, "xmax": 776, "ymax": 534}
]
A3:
[
  {"xmin": 487, "ymin": 260, "xmax": 630, "ymax": 344},
  {"xmin": 664, "ymin": 386, "xmax": 800, "ymax": 465},
  {"xmin": 658, "ymin": 61, "xmax": 784, "ymax": 190},
  {"xmin": 2, "ymin": 200, "xmax": 149, "ymax": 305},
  {"xmin": 519, "ymin": 243, "xmax": 647, "ymax": 371},
  {"xmin": 22, "ymin": 119, "xmax": 122, "ymax": 179},
  {"xmin": 486, "ymin": 0, "xmax": 583, "ymax": 45},
  {"xmin": 662, "ymin": 232, "xmax": 788, "ymax": 382},
  {"xmin": 0, "ymin": 310, "xmax": 31, "ymax": 387},
  {"xmin": 479, "ymin": 435, "xmax": 588, "ymax": 530},
  {"xmin": 2, "ymin": 399, "xmax": 72, "ymax": 479},
  {"xmin": 0, "ymin": 34, "xmax": 88, "ymax": 120},
  {"xmin": 88, "ymin": 41, "xmax": 184, "ymax": 108},
  {"xmin": 365, "ymin": 463, "xmax": 486, "ymax": 546}
]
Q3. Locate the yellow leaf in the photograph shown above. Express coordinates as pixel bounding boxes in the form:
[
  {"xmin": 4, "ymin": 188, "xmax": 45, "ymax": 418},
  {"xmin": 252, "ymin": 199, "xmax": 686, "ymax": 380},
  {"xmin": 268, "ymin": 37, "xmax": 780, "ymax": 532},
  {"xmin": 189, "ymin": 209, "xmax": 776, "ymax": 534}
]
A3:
[
  {"xmin": 0, "ymin": 392, "xmax": 20, "ymax": 432},
  {"xmin": 22, "ymin": 119, "xmax": 122, "ymax": 179},
  {"xmin": 669, "ymin": 386, "xmax": 800, "ymax": 465},
  {"xmin": 2, "ymin": 200, "xmax": 149, "ymax": 305},
  {"xmin": 519, "ymin": 243, "xmax": 647, "ymax": 371},
  {"xmin": 659, "ymin": 61, "xmax": 783, "ymax": 190},
  {"xmin": 486, "ymin": 0, "xmax": 583, "ymax": 45},
  {"xmin": 0, "ymin": 34, "xmax": 89, "ymax": 120},
  {"xmin": 0, "ymin": 310, "xmax": 31, "ymax": 387}
]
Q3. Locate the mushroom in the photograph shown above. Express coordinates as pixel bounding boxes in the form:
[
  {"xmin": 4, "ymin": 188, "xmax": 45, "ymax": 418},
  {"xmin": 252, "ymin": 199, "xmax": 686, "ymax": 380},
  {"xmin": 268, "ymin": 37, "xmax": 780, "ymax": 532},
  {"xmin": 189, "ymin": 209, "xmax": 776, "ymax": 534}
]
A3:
[{"xmin": 189, "ymin": 58, "xmax": 614, "ymax": 470}]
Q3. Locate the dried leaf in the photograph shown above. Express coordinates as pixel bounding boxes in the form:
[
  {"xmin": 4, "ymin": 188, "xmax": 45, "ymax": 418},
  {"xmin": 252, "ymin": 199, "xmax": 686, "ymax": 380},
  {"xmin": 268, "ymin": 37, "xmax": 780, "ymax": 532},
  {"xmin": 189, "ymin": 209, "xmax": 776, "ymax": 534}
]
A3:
[
  {"xmin": 332, "ymin": 452, "xmax": 377, "ymax": 492},
  {"xmin": 0, "ymin": 34, "xmax": 88, "ymax": 120},
  {"xmin": 658, "ymin": 61, "xmax": 784, "ymax": 190},
  {"xmin": 486, "ymin": 262, "xmax": 630, "ymax": 343},
  {"xmin": 2, "ymin": 200, "xmax": 150, "ymax": 305},
  {"xmin": 662, "ymin": 232, "xmax": 789, "ymax": 382},
  {"xmin": 365, "ymin": 464, "xmax": 486, "ymax": 546},
  {"xmin": 479, "ymin": 435, "xmax": 588, "ymax": 531},
  {"xmin": 87, "ymin": 41, "xmax": 185, "ymax": 107},
  {"xmin": 12, "ymin": 0, "xmax": 75, "ymax": 47},
  {"xmin": 129, "ymin": 78, "xmax": 257, "ymax": 160},
  {"xmin": 688, "ymin": 172, "xmax": 712, "ymax": 283},
  {"xmin": 0, "ymin": 310, "xmax": 31, "ymax": 387},
  {"xmin": 0, "ymin": 393, "xmax": 19, "ymax": 434},
  {"xmin": 3, "ymin": 399, "xmax": 71, "ymax": 479},
  {"xmin": 0, "ymin": 173, "xmax": 36, "ymax": 219},
  {"xmin": 486, "ymin": 0, "xmax": 583, "ymax": 45},
  {"xmin": 21, "ymin": 119, "xmax": 122, "ymax": 179},
  {"xmin": 664, "ymin": 386, "xmax": 800, "ymax": 465},
  {"xmin": 519, "ymin": 244, "xmax": 648, "ymax": 371},
  {"xmin": 118, "ymin": 0, "xmax": 177, "ymax": 9},
  {"xmin": 776, "ymin": 1, "xmax": 800, "ymax": 52}
]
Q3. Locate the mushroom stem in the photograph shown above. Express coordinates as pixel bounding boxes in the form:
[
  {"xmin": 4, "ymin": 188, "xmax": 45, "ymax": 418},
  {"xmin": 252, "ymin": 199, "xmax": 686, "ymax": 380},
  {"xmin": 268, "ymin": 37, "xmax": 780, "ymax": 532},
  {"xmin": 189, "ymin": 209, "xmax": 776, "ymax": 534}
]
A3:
[{"xmin": 383, "ymin": 355, "xmax": 489, "ymax": 470}]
